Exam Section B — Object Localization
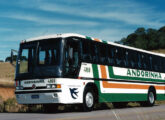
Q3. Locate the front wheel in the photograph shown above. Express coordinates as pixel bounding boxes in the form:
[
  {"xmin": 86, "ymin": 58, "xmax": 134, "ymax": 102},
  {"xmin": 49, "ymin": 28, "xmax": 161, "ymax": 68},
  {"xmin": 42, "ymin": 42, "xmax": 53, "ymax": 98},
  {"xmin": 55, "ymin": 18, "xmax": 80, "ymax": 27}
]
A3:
[{"xmin": 83, "ymin": 88, "xmax": 95, "ymax": 112}]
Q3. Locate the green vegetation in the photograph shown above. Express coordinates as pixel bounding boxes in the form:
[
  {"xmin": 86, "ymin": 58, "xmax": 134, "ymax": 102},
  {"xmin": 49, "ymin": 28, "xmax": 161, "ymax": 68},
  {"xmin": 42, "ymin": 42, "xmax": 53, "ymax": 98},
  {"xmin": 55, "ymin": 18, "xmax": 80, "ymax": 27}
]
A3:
[
  {"xmin": 116, "ymin": 26, "xmax": 165, "ymax": 50},
  {"xmin": 5, "ymin": 55, "xmax": 17, "ymax": 62},
  {"xmin": 0, "ymin": 95, "xmax": 43, "ymax": 113}
]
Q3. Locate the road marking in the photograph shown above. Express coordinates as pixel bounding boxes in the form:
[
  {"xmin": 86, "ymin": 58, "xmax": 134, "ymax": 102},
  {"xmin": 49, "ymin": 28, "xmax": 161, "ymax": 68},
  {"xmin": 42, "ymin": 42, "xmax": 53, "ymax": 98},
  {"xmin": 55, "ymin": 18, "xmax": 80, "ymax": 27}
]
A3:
[
  {"xmin": 47, "ymin": 107, "xmax": 165, "ymax": 120},
  {"xmin": 112, "ymin": 110, "xmax": 121, "ymax": 120}
]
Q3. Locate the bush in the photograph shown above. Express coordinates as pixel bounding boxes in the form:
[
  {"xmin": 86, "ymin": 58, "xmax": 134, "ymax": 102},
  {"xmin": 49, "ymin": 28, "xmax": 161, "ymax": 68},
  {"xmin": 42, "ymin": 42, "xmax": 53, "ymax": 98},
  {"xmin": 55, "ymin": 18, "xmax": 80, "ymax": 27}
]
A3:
[
  {"xmin": 0, "ymin": 96, "xmax": 4, "ymax": 112},
  {"xmin": 4, "ymin": 98, "xmax": 19, "ymax": 112}
]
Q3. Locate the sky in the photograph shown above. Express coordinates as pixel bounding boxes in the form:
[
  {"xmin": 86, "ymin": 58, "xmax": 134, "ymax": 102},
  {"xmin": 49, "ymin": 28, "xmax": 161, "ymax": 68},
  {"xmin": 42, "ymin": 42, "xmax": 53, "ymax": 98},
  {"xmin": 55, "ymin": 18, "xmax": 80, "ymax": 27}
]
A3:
[{"xmin": 0, "ymin": 0, "xmax": 165, "ymax": 61}]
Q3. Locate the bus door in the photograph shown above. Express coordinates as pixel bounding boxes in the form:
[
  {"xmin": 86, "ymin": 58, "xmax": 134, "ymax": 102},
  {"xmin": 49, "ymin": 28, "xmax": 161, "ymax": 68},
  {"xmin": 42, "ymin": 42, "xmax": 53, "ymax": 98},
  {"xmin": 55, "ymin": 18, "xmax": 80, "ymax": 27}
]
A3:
[{"xmin": 64, "ymin": 38, "xmax": 80, "ymax": 78}]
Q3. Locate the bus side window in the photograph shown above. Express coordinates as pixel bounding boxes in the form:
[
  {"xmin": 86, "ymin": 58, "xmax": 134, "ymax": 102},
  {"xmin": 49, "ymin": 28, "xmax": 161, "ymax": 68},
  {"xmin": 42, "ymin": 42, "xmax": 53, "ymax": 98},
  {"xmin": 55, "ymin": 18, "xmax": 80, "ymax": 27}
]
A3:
[
  {"xmin": 137, "ymin": 52, "xmax": 142, "ymax": 69},
  {"xmin": 163, "ymin": 58, "xmax": 165, "ymax": 72},
  {"xmin": 98, "ymin": 43, "xmax": 107, "ymax": 65},
  {"xmin": 82, "ymin": 40, "xmax": 91, "ymax": 62},
  {"xmin": 124, "ymin": 49, "xmax": 129, "ymax": 67},
  {"xmin": 159, "ymin": 57, "xmax": 163, "ymax": 72},
  {"xmin": 149, "ymin": 56, "xmax": 153, "ymax": 71},
  {"xmin": 90, "ymin": 41, "xmax": 98, "ymax": 64},
  {"xmin": 107, "ymin": 45, "xmax": 115, "ymax": 65},
  {"xmin": 129, "ymin": 51, "xmax": 137, "ymax": 69},
  {"xmin": 114, "ymin": 47, "xmax": 124, "ymax": 67},
  {"xmin": 153, "ymin": 56, "xmax": 158, "ymax": 72},
  {"xmin": 142, "ymin": 54, "xmax": 148, "ymax": 70}
]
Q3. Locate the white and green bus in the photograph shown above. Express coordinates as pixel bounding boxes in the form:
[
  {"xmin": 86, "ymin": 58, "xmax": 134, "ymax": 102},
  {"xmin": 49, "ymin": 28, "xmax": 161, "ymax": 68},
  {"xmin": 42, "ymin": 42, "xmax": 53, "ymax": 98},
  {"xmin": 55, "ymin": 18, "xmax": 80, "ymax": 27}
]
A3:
[{"xmin": 14, "ymin": 33, "xmax": 165, "ymax": 111}]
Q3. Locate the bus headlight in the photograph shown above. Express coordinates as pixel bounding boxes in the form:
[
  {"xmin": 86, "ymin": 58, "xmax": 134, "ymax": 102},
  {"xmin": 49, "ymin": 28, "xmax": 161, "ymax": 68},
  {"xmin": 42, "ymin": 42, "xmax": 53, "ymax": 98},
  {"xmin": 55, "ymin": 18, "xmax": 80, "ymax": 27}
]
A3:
[{"xmin": 46, "ymin": 84, "xmax": 61, "ymax": 89}]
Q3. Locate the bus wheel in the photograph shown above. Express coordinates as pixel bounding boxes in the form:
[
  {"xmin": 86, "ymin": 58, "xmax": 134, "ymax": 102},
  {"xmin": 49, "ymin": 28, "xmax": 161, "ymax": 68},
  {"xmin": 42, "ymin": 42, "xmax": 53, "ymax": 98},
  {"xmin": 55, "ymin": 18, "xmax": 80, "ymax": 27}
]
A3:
[
  {"xmin": 83, "ymin": 88, "xmax": 95, "ymax": 112},
  {"xmin": 140, "ymin": 91, "xmax": 155, "ymax": 107}
]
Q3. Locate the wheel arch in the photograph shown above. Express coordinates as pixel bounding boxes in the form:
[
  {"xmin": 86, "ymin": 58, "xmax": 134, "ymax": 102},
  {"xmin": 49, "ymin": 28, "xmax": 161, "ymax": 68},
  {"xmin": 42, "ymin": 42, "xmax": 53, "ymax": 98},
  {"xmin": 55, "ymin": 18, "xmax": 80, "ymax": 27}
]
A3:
[{"xmin": 84, "ymin": 82, "xmax": 99, "ymax": 103}]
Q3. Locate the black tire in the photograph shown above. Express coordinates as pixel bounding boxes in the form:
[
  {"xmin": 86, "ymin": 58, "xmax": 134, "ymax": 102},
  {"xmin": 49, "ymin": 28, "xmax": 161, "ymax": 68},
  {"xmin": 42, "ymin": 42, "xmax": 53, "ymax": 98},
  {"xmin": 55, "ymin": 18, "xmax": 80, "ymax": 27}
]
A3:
[
  {"xmin": 43, "ymin": 104, "xmax": 59, "ymax": 113},
  {"xmin": 140, "ymin": 91, "xmax": 155, "ymax": 107},
  {"xmin": 112, "ymin": 102, "xmax": 128, "ymax": 108},
  {"xmin": 83, "ymin": 88, "xmax": 95, "ymax": 112}
]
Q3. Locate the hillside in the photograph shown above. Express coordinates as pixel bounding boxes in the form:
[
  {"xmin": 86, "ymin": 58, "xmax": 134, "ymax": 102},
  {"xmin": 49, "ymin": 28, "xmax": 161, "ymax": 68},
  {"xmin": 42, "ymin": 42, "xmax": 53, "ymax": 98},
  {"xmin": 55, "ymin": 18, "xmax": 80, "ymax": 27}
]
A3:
[
  {"xmin": 0, "ymin": 62, "xmax": 15, "ymax": 100},
  {"xmin": 0, "ymin": 62, "xmax": 15, "ymax": 86}
]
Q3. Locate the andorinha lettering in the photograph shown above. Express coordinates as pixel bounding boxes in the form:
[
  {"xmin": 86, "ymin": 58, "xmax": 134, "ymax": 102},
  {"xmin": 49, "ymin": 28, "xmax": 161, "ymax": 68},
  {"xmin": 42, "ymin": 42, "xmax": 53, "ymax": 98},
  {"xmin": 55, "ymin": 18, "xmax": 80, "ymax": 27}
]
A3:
[
  {"xmin": 127, "ymin": 69, "xmax": 162, "ymax": 79},
  {"xmin": 24, "ymin": 79, "xmax": 44, "ymax": 84}
]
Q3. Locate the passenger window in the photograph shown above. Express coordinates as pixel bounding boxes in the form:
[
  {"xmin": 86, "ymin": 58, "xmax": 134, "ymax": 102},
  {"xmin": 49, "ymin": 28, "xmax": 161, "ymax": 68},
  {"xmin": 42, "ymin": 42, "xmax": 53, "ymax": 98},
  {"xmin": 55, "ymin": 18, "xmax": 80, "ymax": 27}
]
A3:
[
  {"xmin": 107, "ymin": 45, "xmax": 115, "ymax": 65},
  {"xmin": 128, "ymin": 51, "xmax": 137, "ymax": 69},
  {"xmin": 98, "ymin": 43, "xmax": 107, "ymax": 64},
  {"xmin": 114, "ymin": 47, "xmax": 124, "ymax": 67},
  {"xmin": 90, "ymin": 42, "xmax": 98, "ymax": 63},
  {"xmin": 149, "ymin": 56, "xmax": 153, "ymax": 71},
  {"xmin": 158, "ymin": 57, "xmax": 163, "ymax": 72},
  {"xmin": 124, "ymin": 49, "xmax": 129, "ymax": 67},
  {"xmin": 137, "ymin": 53, "xmax": 142, "ymax": 69},
  {"xmin": 153, "ymin": 56, "xmax": 159, "ymax": 72},
  {"xmin": 82, "ymin": 40, "xmax": 91, "ymax": 62},
  {"xmin": 141, "ymin": 54, "xmax": 147, "ymax": 70}
]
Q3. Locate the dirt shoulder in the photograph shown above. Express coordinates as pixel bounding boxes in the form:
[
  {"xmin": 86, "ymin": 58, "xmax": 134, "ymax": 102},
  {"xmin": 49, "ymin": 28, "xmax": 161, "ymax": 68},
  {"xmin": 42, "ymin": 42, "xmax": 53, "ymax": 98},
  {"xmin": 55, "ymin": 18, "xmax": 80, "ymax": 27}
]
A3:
[{"xmin": 0, "ymin": 62, "xmax": 15, "ymax": 100}]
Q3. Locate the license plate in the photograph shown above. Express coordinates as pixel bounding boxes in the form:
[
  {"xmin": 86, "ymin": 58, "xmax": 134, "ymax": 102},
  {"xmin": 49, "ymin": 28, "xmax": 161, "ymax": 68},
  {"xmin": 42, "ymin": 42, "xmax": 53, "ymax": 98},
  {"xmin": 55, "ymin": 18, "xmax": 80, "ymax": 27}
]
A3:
[{"xmin": 31, "ymin": 95, "xmax": 39, "ymax": 99}]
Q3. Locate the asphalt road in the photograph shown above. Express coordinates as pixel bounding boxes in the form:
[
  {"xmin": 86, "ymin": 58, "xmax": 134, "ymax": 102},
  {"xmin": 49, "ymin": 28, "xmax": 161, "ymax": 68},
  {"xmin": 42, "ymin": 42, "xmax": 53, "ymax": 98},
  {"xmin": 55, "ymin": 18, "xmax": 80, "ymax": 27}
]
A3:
[{"xmin": 1, "ymin": 105, "xmax": 165, "ymax": 120}]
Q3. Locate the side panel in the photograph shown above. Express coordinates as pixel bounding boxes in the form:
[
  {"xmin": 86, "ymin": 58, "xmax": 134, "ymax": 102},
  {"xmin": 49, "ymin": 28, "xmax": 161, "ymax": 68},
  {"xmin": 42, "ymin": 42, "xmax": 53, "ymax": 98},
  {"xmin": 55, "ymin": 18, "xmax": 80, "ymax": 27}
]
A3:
[{"xmin": 90, "ymin": 64, "xmax": 165, "ymax": 102}]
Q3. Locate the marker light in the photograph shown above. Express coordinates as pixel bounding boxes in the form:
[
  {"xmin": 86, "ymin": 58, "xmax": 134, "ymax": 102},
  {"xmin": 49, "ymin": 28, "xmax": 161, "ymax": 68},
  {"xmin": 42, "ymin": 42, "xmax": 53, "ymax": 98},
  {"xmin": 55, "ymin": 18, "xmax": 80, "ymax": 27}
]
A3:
[{"xmin": 46, "ymin": 84, "xmax": 61, "ymax": 89}]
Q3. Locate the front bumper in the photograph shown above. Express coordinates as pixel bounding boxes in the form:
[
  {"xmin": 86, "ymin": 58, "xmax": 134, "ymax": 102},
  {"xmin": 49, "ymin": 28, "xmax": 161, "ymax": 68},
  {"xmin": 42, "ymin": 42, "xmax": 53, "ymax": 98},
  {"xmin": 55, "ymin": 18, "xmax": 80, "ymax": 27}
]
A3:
[{"xmin": 15, "ymin": 90, "xmax": 62, "ymax": 104}]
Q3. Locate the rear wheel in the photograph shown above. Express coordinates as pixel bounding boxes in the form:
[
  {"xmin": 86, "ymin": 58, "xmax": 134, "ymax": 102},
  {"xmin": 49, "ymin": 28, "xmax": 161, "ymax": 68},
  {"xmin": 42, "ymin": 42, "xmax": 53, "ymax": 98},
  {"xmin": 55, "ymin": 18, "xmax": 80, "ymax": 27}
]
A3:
[
  {"xmin": 83, "ymin": 88, "xmax": 95, "ymax": 112},
  {"xmin": 140, "ymin": 91, "xmax": 155, "ymax": 107}
]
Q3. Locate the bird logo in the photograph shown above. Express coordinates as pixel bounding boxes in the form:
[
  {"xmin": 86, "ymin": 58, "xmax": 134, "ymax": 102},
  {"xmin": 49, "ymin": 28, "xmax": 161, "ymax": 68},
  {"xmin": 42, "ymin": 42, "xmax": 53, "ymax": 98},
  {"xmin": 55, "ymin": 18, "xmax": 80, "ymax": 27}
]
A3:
[{"xmin": 69, "ymin": 88, "xmax": 79, "ymax": 99}]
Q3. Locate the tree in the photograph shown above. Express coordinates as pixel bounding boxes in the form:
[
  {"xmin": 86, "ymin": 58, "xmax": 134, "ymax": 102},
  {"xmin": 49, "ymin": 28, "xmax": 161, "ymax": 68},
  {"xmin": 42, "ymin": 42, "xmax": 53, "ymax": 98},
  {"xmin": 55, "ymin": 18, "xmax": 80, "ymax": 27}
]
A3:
[
  {"xmin": 5, "ymin": 55, "xmax": 17, "ymax": 62},
  {"xmin": 115, "ymin": 26, "xmax": 165, "ymax": 50},
  {"xmin": 135, "ymin": 27, "xmax": 146, "ymax": 35}
]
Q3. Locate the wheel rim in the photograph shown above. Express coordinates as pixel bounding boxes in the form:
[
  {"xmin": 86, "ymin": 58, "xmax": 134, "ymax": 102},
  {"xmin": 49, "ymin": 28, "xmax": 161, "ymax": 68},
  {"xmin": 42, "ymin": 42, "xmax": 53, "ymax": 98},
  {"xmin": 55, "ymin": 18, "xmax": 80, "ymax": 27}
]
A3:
[
  {"xmin": 149, "ymin": 92, "xmax": 154, "ymax": 104},
  {"xmin": 86, "ymin": 92, "xmax": 94, "ymax": 108}
]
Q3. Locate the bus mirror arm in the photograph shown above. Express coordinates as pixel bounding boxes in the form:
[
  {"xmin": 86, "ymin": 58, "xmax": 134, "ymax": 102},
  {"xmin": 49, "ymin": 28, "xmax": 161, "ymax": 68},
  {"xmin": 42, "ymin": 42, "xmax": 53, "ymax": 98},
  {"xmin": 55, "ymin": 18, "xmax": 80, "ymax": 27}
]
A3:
[{"xmin": 10, "ymin": 49, "xmax": 18, "ymax": 67}]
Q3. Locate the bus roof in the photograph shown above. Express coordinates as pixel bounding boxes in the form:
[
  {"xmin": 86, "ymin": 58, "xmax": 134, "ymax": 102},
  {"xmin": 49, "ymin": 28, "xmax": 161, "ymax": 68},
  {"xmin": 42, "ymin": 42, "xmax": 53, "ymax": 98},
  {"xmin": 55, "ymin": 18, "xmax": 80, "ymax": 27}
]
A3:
[
  {"xmin": 25, "ymin": 33, "xmax": 165, "ymax": 57},
  {"xmin": 26, "ymin": 33, "xmax": 86, "ymax": 42}
]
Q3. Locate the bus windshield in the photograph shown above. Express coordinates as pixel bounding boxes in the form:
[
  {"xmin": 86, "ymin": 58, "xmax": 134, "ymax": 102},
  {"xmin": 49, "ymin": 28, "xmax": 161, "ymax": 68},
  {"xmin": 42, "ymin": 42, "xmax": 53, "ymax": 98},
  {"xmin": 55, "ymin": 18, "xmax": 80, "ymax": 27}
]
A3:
[{"xmin": 16, "ymin": 38, "xmax": 63, "ymax": 80}]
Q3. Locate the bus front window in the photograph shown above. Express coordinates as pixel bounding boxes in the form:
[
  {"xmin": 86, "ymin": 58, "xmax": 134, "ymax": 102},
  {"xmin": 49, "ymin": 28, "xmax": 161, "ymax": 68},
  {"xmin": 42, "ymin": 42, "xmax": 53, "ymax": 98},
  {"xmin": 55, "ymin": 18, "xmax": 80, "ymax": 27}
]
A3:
[
  {"xmin": 19, "ymin": 49, "xmax": 28, "ymax": 73},
  {"xmin": 16, "ymin": 38, "xmax": 63, "ymax": 80},
  {"xmin": 18, "ymin": 47, "xmax": 35, "ymax": 74},
  {"xmin": 38, "ymin": 40, "xmax": 60, "ymax": 66}
]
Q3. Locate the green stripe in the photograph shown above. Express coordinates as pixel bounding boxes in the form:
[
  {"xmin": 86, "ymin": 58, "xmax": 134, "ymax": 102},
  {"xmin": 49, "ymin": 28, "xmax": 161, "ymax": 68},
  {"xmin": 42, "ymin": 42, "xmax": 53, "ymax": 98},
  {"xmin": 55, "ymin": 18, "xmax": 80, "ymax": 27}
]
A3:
[
  {"xmin": 102, "ymin": 40, "xmax": 107, "ymax": 44},
  {"xmin": 100, "ymin": 93, "xmax": 147, "ymax": 102},
  {"xmin": 86, "ymin": 36, "xmax": 92, "ymax": 40},
  {"xmin": 108, "ymin": 66, "xmax": 165, "ymax": 83},
  {"xmin": 92, "ymin": 64, "xmax": 99, "ymax": 78},
  {"xmin": 92, "ymin": 64, "xmax": 102, "ymax": 102},
  {"xmin": 157, "ymin": 94, "xmax": 165, "ymax": 100}
]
